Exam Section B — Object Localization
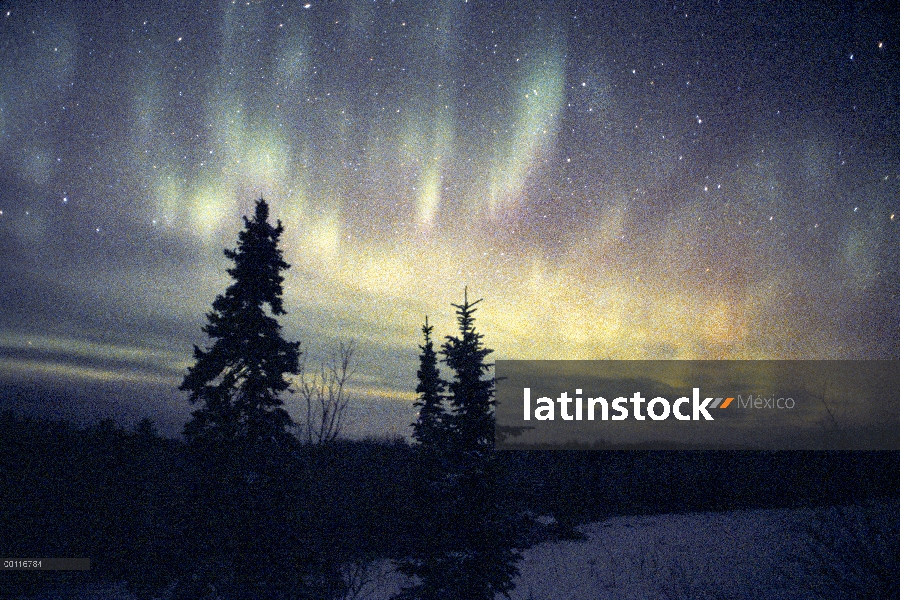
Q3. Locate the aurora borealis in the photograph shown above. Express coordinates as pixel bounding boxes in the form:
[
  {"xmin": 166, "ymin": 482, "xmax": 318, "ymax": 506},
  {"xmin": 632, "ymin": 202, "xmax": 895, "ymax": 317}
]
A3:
[{"xmin": 1, "ymin": 0, "xmax": 898, "ymax": 437}]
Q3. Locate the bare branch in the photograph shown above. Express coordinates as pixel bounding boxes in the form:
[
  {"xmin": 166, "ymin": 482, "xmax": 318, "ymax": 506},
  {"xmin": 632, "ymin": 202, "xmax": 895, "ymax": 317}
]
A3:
[{"xmin": 295, "ymin": 341, "xmax": 356, "ymax": 445}]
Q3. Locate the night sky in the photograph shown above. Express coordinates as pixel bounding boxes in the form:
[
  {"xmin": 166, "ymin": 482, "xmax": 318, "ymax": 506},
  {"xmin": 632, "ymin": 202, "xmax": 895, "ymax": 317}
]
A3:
[{"xmin": 1, "ymin": 0, "xmax": 898, "ymax": 437}]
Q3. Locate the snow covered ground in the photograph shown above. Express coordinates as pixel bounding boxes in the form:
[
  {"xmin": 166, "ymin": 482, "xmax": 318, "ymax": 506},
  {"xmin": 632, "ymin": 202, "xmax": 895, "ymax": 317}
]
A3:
[
  {"xmin": 349, "ymin": 503, "xmax": 895, "ymax": 600},
  {"xmin": 505, "ymin": 509, "xmax": 805, "ymax": 600}
]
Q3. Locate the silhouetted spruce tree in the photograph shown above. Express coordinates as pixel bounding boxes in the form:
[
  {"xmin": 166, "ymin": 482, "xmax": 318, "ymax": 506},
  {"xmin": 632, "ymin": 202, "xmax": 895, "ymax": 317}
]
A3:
[
  {"xmin": 411, "ymin": 316, "xmax": 447, "ymax": 449},
  {"xmin": 441, "ymin": 287, "xmax": 495, "ymax": 456},
  {"xmin": 399, "ymin": 316, "xmax": 450, "ymax": 600},
  {"xmin": 400, "ymin": 290, "xmax": 520, "ymax": 600},
  {"xmin": 180, "ymin": 198, "xmax": 300, "ymax": 456}
]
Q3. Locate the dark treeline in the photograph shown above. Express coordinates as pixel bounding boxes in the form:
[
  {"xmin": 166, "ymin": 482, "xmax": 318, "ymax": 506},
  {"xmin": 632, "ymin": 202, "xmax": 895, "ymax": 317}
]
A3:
[{"xmin": 2, "ymin": 408, "xmax": 898, "ymax": 598}]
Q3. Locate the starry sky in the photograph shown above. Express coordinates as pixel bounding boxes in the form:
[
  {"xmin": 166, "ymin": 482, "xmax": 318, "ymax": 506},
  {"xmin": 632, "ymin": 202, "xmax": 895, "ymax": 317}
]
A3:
[{"xmin": 1, "ymin": 0, "xmax": 898, "ymax": 437}]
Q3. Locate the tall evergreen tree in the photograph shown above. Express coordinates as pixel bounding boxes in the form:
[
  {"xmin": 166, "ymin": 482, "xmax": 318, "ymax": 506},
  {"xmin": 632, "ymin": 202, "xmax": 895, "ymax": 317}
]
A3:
[
  {"xmin": 441, "ymin": 287, "xmax": 495, "ymax": 456},
  {"xmin": 411, "ymin": 316, "xmax": 447, "ymax": 449},
  {"xmin": 180, "ymin": 198, "xmax": 301, "ymax": 454}
]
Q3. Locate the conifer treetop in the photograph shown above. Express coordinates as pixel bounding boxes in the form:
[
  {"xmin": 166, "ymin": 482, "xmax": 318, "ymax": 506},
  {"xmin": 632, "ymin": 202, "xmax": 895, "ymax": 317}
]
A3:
[
  {"xmin": 180, "ymin": 198, "xmax": 300, "ymax": 452},
  {"xmin": 222, "ymin": 199, "xmax": 290, "ymax": 316},
  {"xmin": 441, "ymin": 287, "xmax": 495, "ymax": 453}
]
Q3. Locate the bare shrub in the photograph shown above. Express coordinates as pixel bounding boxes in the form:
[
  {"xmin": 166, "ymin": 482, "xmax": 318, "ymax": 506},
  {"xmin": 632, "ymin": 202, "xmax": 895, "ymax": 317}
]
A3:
[{"xmin": 295, "ymin": 341, "xmax": 356, "ymax": 445}]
